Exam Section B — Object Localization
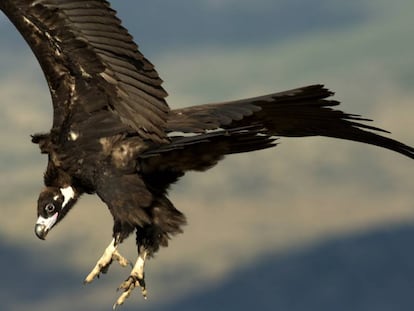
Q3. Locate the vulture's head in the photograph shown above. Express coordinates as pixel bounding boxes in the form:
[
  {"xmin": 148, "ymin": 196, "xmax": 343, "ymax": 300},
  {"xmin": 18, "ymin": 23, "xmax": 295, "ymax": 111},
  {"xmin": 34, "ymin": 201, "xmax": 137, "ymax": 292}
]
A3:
[{"xmin": 35, "ymin": 186, "xmax": 78, "ymax": 240}]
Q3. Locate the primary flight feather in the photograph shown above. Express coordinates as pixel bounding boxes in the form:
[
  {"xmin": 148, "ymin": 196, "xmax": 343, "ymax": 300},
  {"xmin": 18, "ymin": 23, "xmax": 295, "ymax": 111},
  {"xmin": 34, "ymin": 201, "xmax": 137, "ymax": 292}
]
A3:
[{"xmin": 1, "ymin": 0, "xmax": 413, "ymax": 308}]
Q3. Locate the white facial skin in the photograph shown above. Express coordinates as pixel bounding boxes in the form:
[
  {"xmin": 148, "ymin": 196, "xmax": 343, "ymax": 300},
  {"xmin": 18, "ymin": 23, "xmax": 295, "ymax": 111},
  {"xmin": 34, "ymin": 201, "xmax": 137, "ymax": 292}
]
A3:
[{"xmin": 35, "ymin": 186, "xmax": 75, "ymax": 239}]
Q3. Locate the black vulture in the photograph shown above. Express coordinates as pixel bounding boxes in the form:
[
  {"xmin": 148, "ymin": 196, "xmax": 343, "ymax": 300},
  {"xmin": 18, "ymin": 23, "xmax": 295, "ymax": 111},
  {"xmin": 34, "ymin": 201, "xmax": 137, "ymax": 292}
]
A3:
[{"xmin": 1, "ymin": 0, "xmax": 413, "ymax": 308}]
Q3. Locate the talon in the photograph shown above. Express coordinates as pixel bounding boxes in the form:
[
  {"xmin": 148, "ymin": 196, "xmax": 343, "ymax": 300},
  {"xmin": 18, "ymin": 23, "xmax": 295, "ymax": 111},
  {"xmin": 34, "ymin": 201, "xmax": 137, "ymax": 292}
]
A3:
[
  {"xmin": 142, "ymin": 287, "xmax": 148, "ymax": 300},
  {"xmin": 113, "ymin": 290, "xmax": 132, "ymax": 309},
  {"xmin": 113, "ymin": 250, "xmax": 148, "ymax": 307},
  {"xmin": 84, "ymin": 239, "xmax": 129, "ymax": 284},
  {"xmin": 114, "ymin": 276, "xmax": 146, "ymax": 308}
]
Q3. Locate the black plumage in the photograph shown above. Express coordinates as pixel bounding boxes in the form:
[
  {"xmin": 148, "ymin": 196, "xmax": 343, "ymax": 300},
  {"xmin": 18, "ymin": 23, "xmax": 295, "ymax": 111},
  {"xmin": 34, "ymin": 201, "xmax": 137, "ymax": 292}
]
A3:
[{"xmin": 1, "ymin": 0, "xmax": 413, "ymax": 308}]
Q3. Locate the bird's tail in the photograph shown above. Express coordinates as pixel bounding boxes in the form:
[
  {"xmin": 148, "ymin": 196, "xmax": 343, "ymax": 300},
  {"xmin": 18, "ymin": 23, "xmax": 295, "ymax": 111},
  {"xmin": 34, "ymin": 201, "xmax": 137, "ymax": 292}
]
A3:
[{"xmin": 248, "ymin": 85, "xmax": 414, "ymax": 159}]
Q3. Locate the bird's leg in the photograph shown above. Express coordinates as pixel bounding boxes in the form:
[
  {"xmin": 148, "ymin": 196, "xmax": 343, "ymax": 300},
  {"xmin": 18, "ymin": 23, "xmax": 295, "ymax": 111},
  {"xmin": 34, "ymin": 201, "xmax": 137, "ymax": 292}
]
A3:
[
  {"xmin": 113, "ymin": 246, "xmax": 148, "ymax": 309},
  {"xmin": 84, "ymin": 237, "xmax": 130, "ymax": 284}
]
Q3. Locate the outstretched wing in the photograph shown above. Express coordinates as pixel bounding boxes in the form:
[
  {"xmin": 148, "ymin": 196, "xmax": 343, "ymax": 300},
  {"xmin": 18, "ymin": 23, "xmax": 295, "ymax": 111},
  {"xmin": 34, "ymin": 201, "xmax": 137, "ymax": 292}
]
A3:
[
  {"xmin": 167, "ymin": 85, "xmax": 414, "ymax": 159},
  {"xmin": 140, "ymin": 126, "xmax": 277, "ymax": 173},
  {"xmin": 0, "ymin": 0, "xmax": 169, "ymax": 142}
]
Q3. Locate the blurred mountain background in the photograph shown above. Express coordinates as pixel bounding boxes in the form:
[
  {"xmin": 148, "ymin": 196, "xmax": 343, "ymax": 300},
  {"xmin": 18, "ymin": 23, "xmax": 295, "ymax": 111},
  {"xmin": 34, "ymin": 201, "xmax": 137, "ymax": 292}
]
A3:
[{"xmin": 0, "ymin": 0, "xmax": 413, "ymax": 310}]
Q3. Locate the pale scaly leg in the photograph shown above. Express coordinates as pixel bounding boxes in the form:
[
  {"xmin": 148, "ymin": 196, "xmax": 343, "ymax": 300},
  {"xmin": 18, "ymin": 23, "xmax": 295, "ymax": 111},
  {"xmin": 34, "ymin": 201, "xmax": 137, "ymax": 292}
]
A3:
[
  {"xmin": 113, "ymin": 248, "xmax": 148, "ymax": 309},
  {"xmin": 84, "ymin": 238, "xmax": 130, "ymax": 284}
]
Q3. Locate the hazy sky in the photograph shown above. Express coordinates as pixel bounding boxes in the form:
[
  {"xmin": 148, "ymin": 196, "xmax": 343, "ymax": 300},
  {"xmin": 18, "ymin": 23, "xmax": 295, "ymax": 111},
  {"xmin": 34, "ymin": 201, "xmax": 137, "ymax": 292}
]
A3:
[{"xmin": 0, "ymin": 1, "xmax": 413, "ymax": 310}]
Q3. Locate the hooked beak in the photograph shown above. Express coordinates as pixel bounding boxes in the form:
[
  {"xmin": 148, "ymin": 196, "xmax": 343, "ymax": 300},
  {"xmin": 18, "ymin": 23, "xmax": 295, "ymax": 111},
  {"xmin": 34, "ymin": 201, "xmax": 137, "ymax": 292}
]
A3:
[
  {"xmin": 35, "ymin": 223, "xmax": 47, "ymax": 240},
  {"xmin": 35, "ymin": 213, "xmax": 58, "ymax": 240}
]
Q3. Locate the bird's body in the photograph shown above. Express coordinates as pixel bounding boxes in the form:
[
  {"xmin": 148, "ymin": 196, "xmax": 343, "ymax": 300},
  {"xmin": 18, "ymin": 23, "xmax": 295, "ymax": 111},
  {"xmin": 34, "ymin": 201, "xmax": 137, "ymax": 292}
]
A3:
[{"xmin": 1, "ymin": 0, "xmax": 413, "ymax": 308}]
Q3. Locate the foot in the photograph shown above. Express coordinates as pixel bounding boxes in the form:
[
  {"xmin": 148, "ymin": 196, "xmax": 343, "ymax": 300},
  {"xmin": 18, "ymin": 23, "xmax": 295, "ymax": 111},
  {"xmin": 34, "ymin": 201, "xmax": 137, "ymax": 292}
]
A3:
[
  {"xmin": 84, "ymin": 239, "xmax": 130, "ymax": 284},
  {"xmin": 113, "ymin": 250, "xmax": 148, "ymax": 309}
]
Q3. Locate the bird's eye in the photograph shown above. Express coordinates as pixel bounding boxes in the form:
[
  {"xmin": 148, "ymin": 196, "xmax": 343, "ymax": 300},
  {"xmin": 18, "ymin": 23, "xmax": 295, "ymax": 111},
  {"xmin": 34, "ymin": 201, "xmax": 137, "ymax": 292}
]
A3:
[{"xmin": 45, "ymin": 203, "xmax": 56, "ymax": 214}]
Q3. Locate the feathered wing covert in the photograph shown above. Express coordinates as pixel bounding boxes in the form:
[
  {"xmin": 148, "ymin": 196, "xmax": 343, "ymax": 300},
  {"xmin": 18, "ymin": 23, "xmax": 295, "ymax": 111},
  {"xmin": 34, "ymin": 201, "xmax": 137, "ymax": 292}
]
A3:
[{"xmin": 0, "ymin": 0, "xmax": 169, "ymax": 143}]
